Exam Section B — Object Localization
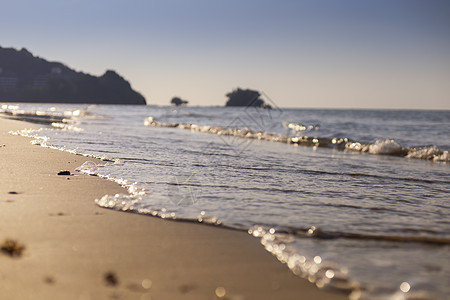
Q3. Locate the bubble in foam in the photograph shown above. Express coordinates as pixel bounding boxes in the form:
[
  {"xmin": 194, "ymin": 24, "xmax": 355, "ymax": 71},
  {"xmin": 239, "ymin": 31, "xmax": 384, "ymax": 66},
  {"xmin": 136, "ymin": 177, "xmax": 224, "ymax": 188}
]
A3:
[{"xmin": 75, "ymin": 161, "xmax": 99, "ymax": 175}]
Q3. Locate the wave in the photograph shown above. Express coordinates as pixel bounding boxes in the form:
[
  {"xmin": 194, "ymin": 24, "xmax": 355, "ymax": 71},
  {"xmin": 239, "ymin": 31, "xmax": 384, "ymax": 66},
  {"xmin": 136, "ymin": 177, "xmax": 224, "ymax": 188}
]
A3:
[
  {"xmin": 249, "ymin": 226, "xmax": 440, "ymax": 300},
  {"xmin": 1, "ymin": 104, "xmax": 78, "ymax": 124},
  {"xmin": 0, "ymin": 104, "xmax": 105, "ymax": 126},
  {"xmin": 272, "ymin": 225, "xmax": 450, "ymax": 245},
  {"xmin": 344, "ymin": 140, "xmax": 450, "ymax": 162},
  {"xmin": 144, "ymin": 117, "xmax": 450, "ymax": 163},
  {"xmin": 182, "ymin": 112, "xmax": 213, "ymax": 118},
  {"xmin": 282, "ymin": 121, "xmax": 320, "ymax": 132},
  {"xmin": 9, "ymin": 128, "xmax": 118, "ymax": 162},
  {"xmin": 155, "ymin": 110, "xmax": 215, "ymax": 120}
]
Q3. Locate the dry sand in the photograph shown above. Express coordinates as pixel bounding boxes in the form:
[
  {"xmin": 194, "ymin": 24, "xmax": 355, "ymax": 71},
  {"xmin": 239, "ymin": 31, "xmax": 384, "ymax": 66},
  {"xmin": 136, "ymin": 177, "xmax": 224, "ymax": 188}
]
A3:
[{"xmin": 0, "ymin": 118, "xmax": 348, "ymax": 300}]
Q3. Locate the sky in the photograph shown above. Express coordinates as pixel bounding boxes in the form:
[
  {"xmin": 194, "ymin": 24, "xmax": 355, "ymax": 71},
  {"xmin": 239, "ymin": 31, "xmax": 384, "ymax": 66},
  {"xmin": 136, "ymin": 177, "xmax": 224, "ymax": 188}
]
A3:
[{"xmin": 1, "ymin": 0, "xmax": 449, "ymax": 109}]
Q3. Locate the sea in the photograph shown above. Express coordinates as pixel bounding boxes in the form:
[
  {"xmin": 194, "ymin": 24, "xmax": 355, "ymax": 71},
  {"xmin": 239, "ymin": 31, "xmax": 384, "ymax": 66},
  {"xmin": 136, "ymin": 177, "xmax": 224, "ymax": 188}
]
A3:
[{"xmin": 1, "ymin": 103, "xmax": 449, "ymax": 300}]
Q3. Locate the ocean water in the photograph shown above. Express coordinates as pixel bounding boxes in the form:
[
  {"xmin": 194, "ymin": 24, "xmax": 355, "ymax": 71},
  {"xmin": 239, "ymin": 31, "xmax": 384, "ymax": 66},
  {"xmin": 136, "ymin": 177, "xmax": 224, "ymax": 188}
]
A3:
[{"xmin": 2, "ymin": 103, "xmax": 449, "ymax": 299}]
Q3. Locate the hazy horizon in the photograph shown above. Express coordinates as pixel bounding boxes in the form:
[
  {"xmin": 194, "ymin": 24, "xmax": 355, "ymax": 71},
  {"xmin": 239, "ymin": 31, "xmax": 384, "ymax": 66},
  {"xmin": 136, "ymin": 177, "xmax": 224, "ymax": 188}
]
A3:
[{"xmin": 2, "ymin": 0, "xmax": 449, "ymax": 110}]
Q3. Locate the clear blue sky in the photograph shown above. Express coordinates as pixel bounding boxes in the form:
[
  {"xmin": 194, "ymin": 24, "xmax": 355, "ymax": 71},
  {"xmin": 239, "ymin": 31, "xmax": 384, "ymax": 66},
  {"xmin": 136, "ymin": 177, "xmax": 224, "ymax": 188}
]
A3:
[{"xmin": 2, "ymin": 0, "xmax": 449, "ymax": 109}]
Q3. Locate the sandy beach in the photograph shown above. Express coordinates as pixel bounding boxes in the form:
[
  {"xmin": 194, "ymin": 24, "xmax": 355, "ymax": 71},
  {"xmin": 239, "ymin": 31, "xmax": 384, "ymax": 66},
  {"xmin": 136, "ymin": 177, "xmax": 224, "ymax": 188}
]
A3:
[{"xmin": 0, "ymin": 118, "xmax": 348, "ymax": 300}]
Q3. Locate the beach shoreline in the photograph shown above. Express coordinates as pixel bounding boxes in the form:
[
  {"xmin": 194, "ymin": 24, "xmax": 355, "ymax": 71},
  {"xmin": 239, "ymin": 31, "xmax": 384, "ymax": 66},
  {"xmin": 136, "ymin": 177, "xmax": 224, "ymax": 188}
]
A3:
[{"xmin": 0, "ymin": 118, "xmax": 348, "ymax": 299}]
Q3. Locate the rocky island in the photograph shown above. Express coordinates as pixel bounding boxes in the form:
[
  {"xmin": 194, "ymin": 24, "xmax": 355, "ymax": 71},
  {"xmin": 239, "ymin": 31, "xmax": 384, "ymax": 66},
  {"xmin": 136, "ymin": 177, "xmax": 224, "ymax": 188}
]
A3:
[
  {"xmin": 225, "ymin": 88, "xmax": 270, "ymax": 108},
  {"xmin": 170, "ymin": 96, "xmax": 188, "ymax": 106},
  {"xmin": 0, "ymin": 46, "xmax": 146, "ymax": 105}
]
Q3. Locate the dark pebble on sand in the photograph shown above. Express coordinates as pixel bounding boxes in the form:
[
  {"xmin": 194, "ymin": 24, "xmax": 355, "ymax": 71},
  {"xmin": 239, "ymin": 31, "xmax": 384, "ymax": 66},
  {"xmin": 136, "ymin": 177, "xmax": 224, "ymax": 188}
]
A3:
[
  {"xmin": 8, "ymin": 191, "xmax": 18, "ymax": 195},
  {"xmin": 57, "ymin": 170, "xmax": 71, "ymax": 175},
  {"xmin": 1, "ymin": 239, "xmax": 25, "ymax": 257},
  {"xmin": 104, "ymin": 272, "xmax": 119, "ymax": 286},
  {"xmin": 44, "ymin": 275, "xmax": 56, "ymax": 284}
]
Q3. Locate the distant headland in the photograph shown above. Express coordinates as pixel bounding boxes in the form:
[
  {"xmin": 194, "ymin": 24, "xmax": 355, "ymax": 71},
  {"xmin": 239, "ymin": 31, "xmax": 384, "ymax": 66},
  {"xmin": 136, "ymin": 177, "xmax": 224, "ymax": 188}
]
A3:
[{"xmin": 0, "ymin": 46, "xmax": 146, "ymax": 105}]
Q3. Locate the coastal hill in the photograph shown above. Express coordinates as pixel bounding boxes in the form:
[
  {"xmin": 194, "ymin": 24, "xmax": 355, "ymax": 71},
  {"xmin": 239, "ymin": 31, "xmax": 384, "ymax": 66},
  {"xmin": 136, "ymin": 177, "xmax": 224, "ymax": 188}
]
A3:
[{"xmin": 0, "ymin": 46, "xmax": 146, "ymax": 105}]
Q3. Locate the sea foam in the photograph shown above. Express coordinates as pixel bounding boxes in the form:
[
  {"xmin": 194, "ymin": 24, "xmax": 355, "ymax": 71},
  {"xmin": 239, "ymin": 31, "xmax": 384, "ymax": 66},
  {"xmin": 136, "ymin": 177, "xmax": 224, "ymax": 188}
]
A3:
[{"xmin": 144, "ymin": 117, "xmax": 449, "ymax": 163}]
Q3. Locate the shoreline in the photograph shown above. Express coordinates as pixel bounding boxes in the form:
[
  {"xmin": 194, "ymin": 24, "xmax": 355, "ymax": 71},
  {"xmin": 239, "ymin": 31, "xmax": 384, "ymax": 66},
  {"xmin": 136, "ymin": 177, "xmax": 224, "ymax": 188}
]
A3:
[{"xmin": 0, "ymin": 118, "xmax": 348, "ymax": 299}]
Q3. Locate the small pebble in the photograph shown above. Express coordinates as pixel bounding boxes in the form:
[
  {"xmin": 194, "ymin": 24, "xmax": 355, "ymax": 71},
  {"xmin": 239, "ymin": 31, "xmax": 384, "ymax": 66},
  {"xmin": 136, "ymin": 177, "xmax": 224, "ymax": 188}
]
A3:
[
  {"xmin": 44, "ymin": 275, "xmax": 56, "ymax": 284},
  {"xmin": 1, "ymin": 239, "xmax": 25, "ymax": 257},
  {"xmin": 57, "ymin": 170, "xmax": 71, "ymax": 176},
  {"xmin": 104, "ymin": 272, "xmax": 119, "ymax": 286}
]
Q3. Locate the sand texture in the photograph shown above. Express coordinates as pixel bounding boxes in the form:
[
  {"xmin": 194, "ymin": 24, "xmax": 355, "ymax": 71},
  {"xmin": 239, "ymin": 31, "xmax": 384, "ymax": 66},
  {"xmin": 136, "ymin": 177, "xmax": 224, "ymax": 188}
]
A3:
[{"xmin": 0, "ymin": 118, "xmax": 347, "ymax": 300}]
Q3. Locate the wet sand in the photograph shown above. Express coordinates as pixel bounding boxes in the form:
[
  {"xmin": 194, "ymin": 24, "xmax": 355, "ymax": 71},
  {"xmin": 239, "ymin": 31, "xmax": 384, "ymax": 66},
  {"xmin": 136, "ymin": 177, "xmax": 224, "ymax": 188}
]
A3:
[{"xmin": 0, "ymin": 118, "xmax": 348, "ymax": 300}]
